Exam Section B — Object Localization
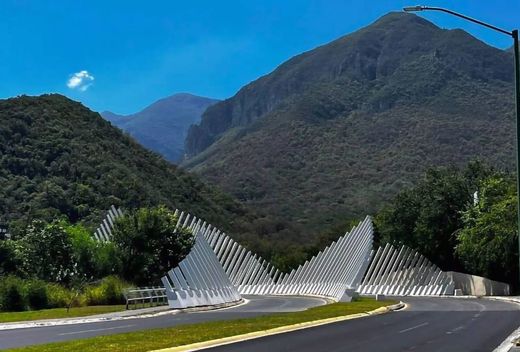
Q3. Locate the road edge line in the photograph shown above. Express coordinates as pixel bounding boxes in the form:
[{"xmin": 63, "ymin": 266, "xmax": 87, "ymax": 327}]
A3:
[
  {"xmin": 488, "ymin": 297, "xmax": 520, "ymax": 352},
  {"xmin": 151, "ymin": 301, "xmax": 405, "ymax": 352}
]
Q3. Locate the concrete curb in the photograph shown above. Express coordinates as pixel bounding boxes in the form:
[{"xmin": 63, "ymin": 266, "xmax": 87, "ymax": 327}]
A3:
[
  {"xmin": 151, "ymin": 301, "xmax": 405, "ymax": 352},
  {"xmin": 489, "ymin": 297, "xmax": 520, "ymax": 352},
  {"xmin": 0, "ymin": 299, "xmax": 245, "ymax": 331},
  {"xmin": 486, "ymin": 296, "xmax": 520, "ymax": 305}
]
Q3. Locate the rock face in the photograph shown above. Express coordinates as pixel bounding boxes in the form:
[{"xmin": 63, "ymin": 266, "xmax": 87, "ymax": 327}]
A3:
[
  {"xmin": 102, "ymin": 93, "xmax": 218, "ymax": 162},
  {"xmin": 182, "ymin": 12, "xmax": 516, "ymax": 236}
]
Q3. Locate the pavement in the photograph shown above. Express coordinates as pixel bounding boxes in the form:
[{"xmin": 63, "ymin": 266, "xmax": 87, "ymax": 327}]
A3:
[
  {"xmin": 2, "ymin": 296, "xmax": 520, "ymax": 351},
  {"xmin": 0, "ymin": 305, "xmax": 173, "ymax": 331},
  {"xmin": 0, "ymin": 295, "xmax": 328, "ymax": 350},
  {"xmin": 201, "ymin": 297, "xmax": 520, "ymax": 352}
]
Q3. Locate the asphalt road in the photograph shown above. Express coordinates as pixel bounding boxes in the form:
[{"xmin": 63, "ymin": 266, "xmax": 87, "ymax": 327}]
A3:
[
  {"xmin": 0, "ymin": 295, "xmax": 328, "ymax": 350},
  {"xmin": 206, "ymin": 297, "xmax": 520, "ymax": 352}
]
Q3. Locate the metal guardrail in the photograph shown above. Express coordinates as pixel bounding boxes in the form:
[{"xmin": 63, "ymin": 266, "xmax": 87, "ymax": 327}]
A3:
[{"xmin": 123, "ymin": 286, "xmax": 167, "ymax": 310}]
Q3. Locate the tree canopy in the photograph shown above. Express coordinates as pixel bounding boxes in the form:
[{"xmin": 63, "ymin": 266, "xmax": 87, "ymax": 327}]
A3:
[
  {"xmin": 0, "ymin": 94, "xmax": 248, "ymax": 237},
  {"xmin": 111, "ymin": 206, "xmax": 194, "ymax": 286},
  {"xmin": 456, "ymin": 174, "xmax": 518, "ymax": 285},
  {"xmin": 374, "ymin": 162, "xmax": 520, "ymax": 288}
]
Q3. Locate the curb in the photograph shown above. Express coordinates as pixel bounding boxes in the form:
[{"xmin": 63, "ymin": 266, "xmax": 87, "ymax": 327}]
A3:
[
  {"xmin": 151, "ymin": 301, "xmax": 405, "ymax": 352},
  {"xmin": 175, "ymin": 299, "xmax": 246, "ymax": 314},
  {"xmin": 486, "ymin": 296, "xmax": 520, "ymax": 305},
  {"xmin": 489, "ymin": 297, "xmax": 520, "ymax": 352}
]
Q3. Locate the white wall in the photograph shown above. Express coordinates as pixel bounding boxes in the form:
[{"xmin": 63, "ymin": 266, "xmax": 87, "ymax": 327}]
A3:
[{"xmin": 446, "ymin": 271, "xmax": 510, "ymax": 296}]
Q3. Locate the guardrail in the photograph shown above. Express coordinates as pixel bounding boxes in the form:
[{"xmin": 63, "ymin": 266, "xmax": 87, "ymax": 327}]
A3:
[{"xmin": 123, "ymin": 286, "xmax": 167, "ymax": 310}]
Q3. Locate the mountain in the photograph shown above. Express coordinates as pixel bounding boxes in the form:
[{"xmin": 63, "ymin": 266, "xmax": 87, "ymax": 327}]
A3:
[
  {"xmin": 101, "ymin": 110, "xmax": 129, "ymax": 124},
  {"xmin": 183, "ymin": 12, "xmax": 516, "ymax": 238},
  {"xmin": 0, "ymin": 94, "xmax": 245, "ymax": 234},
  {"xmin": 102, "ymin": 93, "xmax": 218, "ymax": 162}
]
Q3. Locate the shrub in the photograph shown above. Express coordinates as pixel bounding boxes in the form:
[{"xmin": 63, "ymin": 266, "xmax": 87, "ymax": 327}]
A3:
[
  {"xmin": 46, "ymin": 283, "xmax": 71, "ymax": 308},
  {"xmin": 92, "ymin": 242, "xmax": 122, "ymax": 278},
  {"xmin": 0, "ymin": 276, "xmax": 27, "ymax": 311},
  {"xmin": 0, "ymin": 240, "xmax": 21, "ymax": 276},
  {"xmin": 0, "ymin": 276, "xmax": 129, "ymax": 312},
  {"xmin": 26, "ymin": 280, "xmax": 49, "ymax": 310},
  {"xmin": 85, "ymin": 276, "xmax": 128, "ymax": 306}
]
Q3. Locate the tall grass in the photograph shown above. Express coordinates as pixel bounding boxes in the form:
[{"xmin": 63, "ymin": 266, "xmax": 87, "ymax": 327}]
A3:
[{"xmin": 0, "ymin": 276, "xmax": 130, "ymax": 312}]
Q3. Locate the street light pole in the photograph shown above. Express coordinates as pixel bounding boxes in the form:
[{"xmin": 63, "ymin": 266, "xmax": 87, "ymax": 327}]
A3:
[
  {"xmin": 514, "ymin": 29, "xmax": 520, "ymax": 287},
  {"xmin": 404, "ymin": 6, "xmax": 520, "ymax": 285}
]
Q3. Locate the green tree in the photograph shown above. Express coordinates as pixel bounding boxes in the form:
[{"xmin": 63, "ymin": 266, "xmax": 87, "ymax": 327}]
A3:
[
  {"xmin": 375, "ymin": 162, "xmax": 492, "ymax": 270},
  {"xmin": 270, "ymin": 246, "xmax": 308, "ymax": 273},
  {"xmin": 91, "ymin": 242, "xmax": 122, "ymax": 279},
  {"xmin": 111, "ymin": 206, "xmax": 194, "ymax": 286},
  {"xmin": 18, "ymin": 221, "xmax": 78, "ymax": 284},
  {"xmin": 455, "ymin": 174, "xmax": 518, "ymax": 286},
  {"xmin": 0, "ymin": 276, "xmax": 27, "ymax": 311},
  {"xmin": 63, "ymin": 222, "xmax": 121, "ymax": 280},
  {"xmin": 65, "ymin": 223, "xmax": 98, "ymax": 280},
  {"xmin": 0, "ymin": 240, "xmax": 21, "ymax": 276}
]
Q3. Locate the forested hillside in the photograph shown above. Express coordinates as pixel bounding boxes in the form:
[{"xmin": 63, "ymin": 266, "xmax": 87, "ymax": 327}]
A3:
[
  {"xmin": 0, "ymin": 94, "xmax": 245, "ymax": 234},
  {"xmin": 183, "ymin": 12, "xmax": 516, "ymax": 240}
]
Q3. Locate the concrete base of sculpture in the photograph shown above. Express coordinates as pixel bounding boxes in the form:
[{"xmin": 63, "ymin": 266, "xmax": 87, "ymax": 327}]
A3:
[
  {"xmin": 340, "ymin": 288, "xmax": 358, "ymax": 302},
  {"xmin": 339, "ymin": 294, "xmax": 353, "ymax": 302},
  {"xmin": 376, "ymin": 294, "xmax": 386, "ymax": 301}
]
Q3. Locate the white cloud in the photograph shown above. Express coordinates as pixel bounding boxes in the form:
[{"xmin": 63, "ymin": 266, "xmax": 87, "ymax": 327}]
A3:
[{"xmin": 67, "ymin": 70, "xmax": 94, "ymax": 91}]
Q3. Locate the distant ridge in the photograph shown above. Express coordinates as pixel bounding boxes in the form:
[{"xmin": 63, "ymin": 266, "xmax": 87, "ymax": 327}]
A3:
[{"xmin": 102, "ymin": 93, "xmax": 219, "ymax": 162}]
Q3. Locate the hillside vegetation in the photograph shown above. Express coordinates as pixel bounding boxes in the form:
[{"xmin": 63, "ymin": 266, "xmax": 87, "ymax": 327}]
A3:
[
  {"xmin": 376, "ymin": 161, "xmax": 519, "ymax": 288},
  {"xmin": 0, "ymin": 94, "xmax": 244, "ymax": 233},
  {"xmin": 0, "ymin": 94, "xmax": 308, "ymax": 271},
  {"xmin": 183, "ymin": 12, "xmax": 515, "ymax": 240}
]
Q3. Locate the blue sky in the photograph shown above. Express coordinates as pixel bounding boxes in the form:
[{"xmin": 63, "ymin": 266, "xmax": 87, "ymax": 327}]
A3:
[{"xmin": 0, "ymin": 0, "xmax": 518, "ymax": 114}]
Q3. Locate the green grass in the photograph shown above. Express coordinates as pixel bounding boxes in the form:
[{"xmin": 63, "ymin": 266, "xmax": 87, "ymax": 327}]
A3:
[
  {"xmin": 0, "ymin": 305, "xmax": 126, "ymax": 323},
  {"xmin": 5, "ymin": 298, "xmax": 396, "ymax": 352}
]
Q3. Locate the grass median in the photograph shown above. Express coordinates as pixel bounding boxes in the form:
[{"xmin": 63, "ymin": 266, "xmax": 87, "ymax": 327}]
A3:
[
  {"xmin": 0, "ymin": 305, "xmax": 126, "ymax": 324},
  {"xmin": 5, "ymin": 297, "xmax": 397, "ymax": 352}
]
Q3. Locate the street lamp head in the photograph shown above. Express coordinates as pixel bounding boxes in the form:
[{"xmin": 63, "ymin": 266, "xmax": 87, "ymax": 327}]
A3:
[{"xmin": 403, "ymin": 5, "xmax": 425, "ymax": 12}]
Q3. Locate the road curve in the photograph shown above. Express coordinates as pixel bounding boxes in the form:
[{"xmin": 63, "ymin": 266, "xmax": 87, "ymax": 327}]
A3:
[
  {"xmin": 204, "ymin": 297, "xmax": 520, "ymax": 352},
  {"xmin": 0, "ymin": 295, "xmax": 327, "ymax": 350}
]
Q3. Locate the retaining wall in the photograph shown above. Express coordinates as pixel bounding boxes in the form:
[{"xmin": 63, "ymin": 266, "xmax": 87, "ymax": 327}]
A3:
[{"xmin": 446, "ymin": 271, "xmax": 510, "ymax": 296}]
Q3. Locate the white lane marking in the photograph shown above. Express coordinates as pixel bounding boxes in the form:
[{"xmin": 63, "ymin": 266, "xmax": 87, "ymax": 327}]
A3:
[
  {"xmin": 399, "ymin": 322, "xmax": 429, "ymax": 333},
  {"xmin": 493, "ymin": 325, "xmax": 520, "ymax": 352},
  {"xmin": 58, "ymin": 324, "xmax": 135, "ymax": 336}
]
